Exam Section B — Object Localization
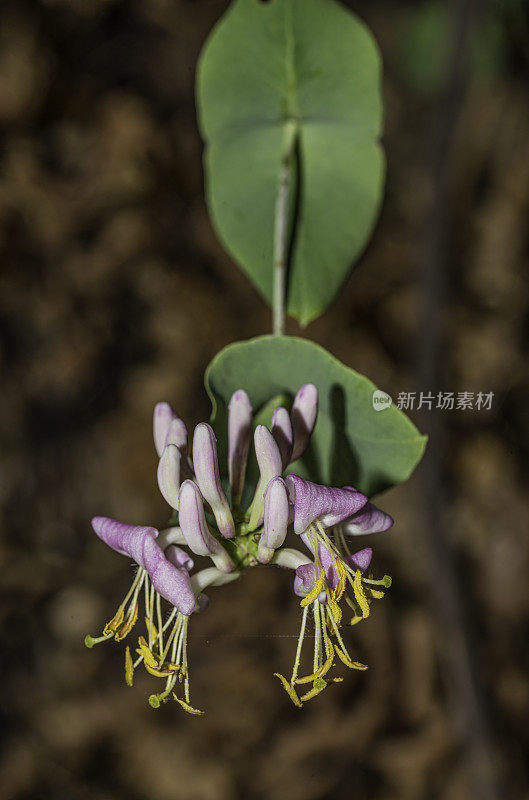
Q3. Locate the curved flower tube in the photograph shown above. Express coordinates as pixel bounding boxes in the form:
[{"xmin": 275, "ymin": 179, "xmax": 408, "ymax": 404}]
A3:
[
  {"xmin": 193, "ymin": 423, "xmax": 235, "ymax": 539},
  {"xmin": 91, "ymin": 517, "xmax": 196, "ymax": 615},
  {"xmin": 228, "ymin": 390, "xmax": 253, "ymax": 507},
  {"xmin": 178, "ymin": 480, "xmax": 235, "ymax": 573},
  {"xmin": 165, "ymin": 417, "xmax": 188, "ymax": 455},
  {"xmin": 340, "ymin": 502, "xmax": 394, "ymax": 535},
  {"xmin": 247, "ymin": 425, "xmax": 283, "ymax": 530},
  {"xmin": 153, "ymin": 402, "xmax": 176, "ymax": 457},
  {"xmin": 258, "ymin": 476, "xmax": 290, "ymax": 563},
  {"xmin": 285, "ymin": 475, "xmax": 368, "ymax": 534}
]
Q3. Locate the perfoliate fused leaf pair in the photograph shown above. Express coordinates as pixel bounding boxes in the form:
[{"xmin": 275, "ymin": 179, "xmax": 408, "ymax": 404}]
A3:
[{"xmin": 197, "ymin": 0, "xmax": 384, "ymax": 326}]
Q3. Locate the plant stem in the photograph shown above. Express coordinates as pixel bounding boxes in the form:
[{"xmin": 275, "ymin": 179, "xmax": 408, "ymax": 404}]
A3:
[{"xmin": 272, "ymin": 123, "xmax": 296, "ymax": 336}]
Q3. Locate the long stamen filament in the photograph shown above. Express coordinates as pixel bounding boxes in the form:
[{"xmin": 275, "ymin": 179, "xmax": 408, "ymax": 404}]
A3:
[
  {"xmin": 156, "ymin": 593, "xmax": 163, "ymax": 655},
  {"xmin": 327, "ymin": 606, "xmax": 352, "ymax": 661},
  {"xmin": 313, "ymin": 600, "xmax": 322, "ymax": 673},
  {"xmin": 123, "ymin": 567, "xmax": 145, "ymax": 605},
  {"xmin": 314, "ymin": 521, "xmax": 341, "ymax": 560},
  {"xmin": 182, "ymin": 617, "xmax": 190, "ymax": 702},
  {"xmin": 125, "ymin": 571, "xmax": 146, "ymax": 618},
  {"xmin": 336, "ymin": 527, "xmax": 351, "ymax": 557},
  {"xmin": 171, "ymin": 617, "xmax": 181, "ymax": 665},
  {"xmin": 162, "ymin": 607, "xmax": 178, "ymax": 634},
  {"xmin": 175, "ymin": 616, "xmax": 185, "ymax": 667},
  {"xmin": 290, "ymin": 605, "xmax": 309, "ymax": 684},
  {"xmin": 161, "ymin": 614, "xmax": 183, "ymax": 665},
  {"xmin": 147, "ymin": 584, "xmax": 155, "ymax": 647}
]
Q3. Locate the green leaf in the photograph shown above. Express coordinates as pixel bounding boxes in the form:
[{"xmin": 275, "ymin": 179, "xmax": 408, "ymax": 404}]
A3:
[
  {"xmin": 205, "ymin": 336, "xmax": 426, "ymax": 499},
  {"xmin": 197, "ymin": 0, "xmax": 385, "ymax": 326}
]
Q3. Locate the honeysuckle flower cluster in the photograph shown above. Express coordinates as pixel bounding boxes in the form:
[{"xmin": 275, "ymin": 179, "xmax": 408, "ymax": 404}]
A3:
[{"xmin": 85, "ymin": 384, "xmax": 393, "ymax": 713}]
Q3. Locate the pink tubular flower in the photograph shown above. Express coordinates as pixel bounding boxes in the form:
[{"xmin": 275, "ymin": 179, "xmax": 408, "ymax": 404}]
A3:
[
  {"xmin": 340, "ymin": 502, "xmax": 394, "ymax": 535},
  {"xmin": 285, "ymin": 475, "xmax": 368, "ymax": 534},
  {"xmin": 91, "ymin": 517, "xmax": 196, "ymax": 615}
]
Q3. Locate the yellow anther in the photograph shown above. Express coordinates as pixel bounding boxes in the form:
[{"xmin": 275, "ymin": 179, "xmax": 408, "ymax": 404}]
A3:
[
  {"xmin": 144, "ymin": 662, "xmax": 177, "ymax": 678},
  {"xmin": 300, "ymin": 568, "xmax": 326, "ymax": 607},
  {"xmin": 137, "ymin": 636, "xmax": 158, "ymax": 668},
  {"xmin": 353, "ymin": 570, "xmax": 370, "ymax": 618},
  {"xmin": 115, "ymin": 602, "xmax": 139, "ymax": 641},
  {"xmin": 273, "ymin": 673, "xmax": 303, "ymax": 707},
  {"xmin": 348, "ymin": 615, "xmax": 363, "ymax": 626},
  {"xmin": 144, "ymin": 616, "xmax": 158, "ymax": 640},
  {"xmin": 333, "ymin": 559, "xmax": 347, "ymax": 602},
  {"xmin": 103, "ymin": 605, "xmax": 124, "ymax": 636},
  {"xmin": 300, "ymin": 676, "xmax": 328, "ymax": 702},
  {"xmin": 367, "ymin": 588, "xmax": 385, "ymax": 600},
  {"xmin": 328, "ymin": 596, "xmax": 342, "ymax": 625},
  {"xmin": 335, "ymin": 646, "xmax": 368, "ymax": 671},
  {"xmin": 316, "ymin": 647, "xmax": 335, "ymax": 678},
  {"xmin": 296, "ymin": 647, "xmax": 335, "ymax": 686},
  {"xmin": 294, "ymin": 673, "xmax": 319, "ymax": 685},
  {"xmin": 172, "ymin": 694, "xmax": 205, "ymax": 715},
  {"xmin": 124, "ymin": 646, "xmax": 134, "ymax": 687}
]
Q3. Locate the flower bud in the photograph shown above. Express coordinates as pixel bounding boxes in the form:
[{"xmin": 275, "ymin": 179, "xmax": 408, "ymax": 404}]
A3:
[
  {"xmin": 258, "ymin": 477, "xmax": 290, "ymax": 563},
  {"xmin": 248, "ymin": 425, "xmax": 283, "ymax": 530},
  {"xmin": 153, "ymin": 402, "xmax": 176, "ymax": 457},
  {"xmin": 228, "ymin": 390, "xmax": 252, "ymax": 506},
  {"xmin": 193, "ymin": 423, "xmax": 235, "ymax": 539},
  {"xmin": 179, "ymin": 480, "xmax": 234, "ymax": 572},
  {"xmin": 157, "ymin": 444, "xmax": 181, "ymax": 510},
  {"xmin": 271, "ymin": 407, "xmax": 293, "ymax": 468},
  {"xmin": 291, "ymin": 384, "xmax": 318, "ymax": 461},
  {"xmin": 166, "ymin": 417, "xmax": 188, "ymax": 455}
]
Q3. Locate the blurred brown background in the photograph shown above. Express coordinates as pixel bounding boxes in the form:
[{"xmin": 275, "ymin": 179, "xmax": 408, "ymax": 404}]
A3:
[{"xmin": 1, "ymin": 1, "xmax": 528, "ymax": 799}]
